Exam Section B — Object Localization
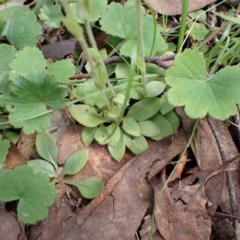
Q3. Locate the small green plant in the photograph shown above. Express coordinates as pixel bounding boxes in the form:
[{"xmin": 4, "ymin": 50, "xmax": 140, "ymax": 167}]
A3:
[{"xmin": 0, "ymin": 132, "xmax": 104, "ymax": 224}]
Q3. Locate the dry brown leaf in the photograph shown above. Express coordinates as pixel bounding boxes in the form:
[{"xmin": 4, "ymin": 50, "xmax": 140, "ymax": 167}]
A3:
[
  {"xmin": 50, "ymin": 137, "xmax": 174, "ymax": 240},
  {"xmin": 30, "ymin": 183, "xmax": 74, "ymax": 240},
  {"xmin": 153, "ymin": 170, "xmax": 212, "ymax": 240},
  {"xmin": 143, "ymin": 0, "xmax": 217, "ymax": 16},
  {"xmin": 0, "ymin": 208, "xmax": 26, "ymax": 240}
]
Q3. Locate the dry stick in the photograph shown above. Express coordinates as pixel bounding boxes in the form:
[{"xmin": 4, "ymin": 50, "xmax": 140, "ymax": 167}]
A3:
[
  {"xmin": 70, "ymin": 55, "xmax": 175, "ymax": 79},
  {"xmin": 207, "ymin": 116, "xmax": 240, "ymax": 240}
]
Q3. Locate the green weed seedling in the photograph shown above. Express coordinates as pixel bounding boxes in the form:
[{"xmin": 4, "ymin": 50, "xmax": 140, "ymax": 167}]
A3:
[{"xmin": 0, "ymin": 132, "xmax": 104, "ymax": 224}]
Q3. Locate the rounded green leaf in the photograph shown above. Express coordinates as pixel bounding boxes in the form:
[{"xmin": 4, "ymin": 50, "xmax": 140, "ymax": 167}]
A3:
[
  {"xmin": 82, "ymin": 126, "xmax": 98, "ymax": 147},
  {"xmin": 145, "ymin": 81, "xmax": 166, "ymax": 97},
  {"xmin": 150, "ymin": 113, "xmax": 173, "ymax": 141},
  {"xmin": 62, "ymin": 150, "xmax": 88, "ymax": 176},
  {"xmin": 125, "ymin": 134, "xmax": 148, "ymax": 155},
  {"xmin": 138, "ymin": 120, "xmax": 161, "ymax": 137},
  {"xmin": 27, "ymin": 159, "xmax": 56, "ymax": 178},
  {"xmin": 126, "ymin": 97, "xmax": 162, "ymax": 121},
  {"xmin": 36, "ymin": 132, "xmax": 58, "ymax": 169},
  {"xmin": 108, "ymin": 129, "xmax": 125, "ymax": 161},
  {"xmin": 69, "ymin": 105, "xmax": 106, "ymax": 127},
  {"xmin": 107, "ymin": 124, "xmax": 121, "ymax": 146},
  {"xmin": 73, "ymin": 178, "xmax": 104, "ymax": 199},
  {"xmin": 122, "ymin": 118, "xmax": 141, "ymax": 137},
  {"xmin": 95, "ymin": 125, "xmax": 110, "ymax": 145},
  {"xmin": 166, "ymin": 49, "xmax": 240, "ymax": 120},
  {"xmin": 0, "ymin": 165, "xmax": 57, "ymax": 224},
  {"xmin": 0, "ymin": 135, "xmax": 10, "ymax": 164}
]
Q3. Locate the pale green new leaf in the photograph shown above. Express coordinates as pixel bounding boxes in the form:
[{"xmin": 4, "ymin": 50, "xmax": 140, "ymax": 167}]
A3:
[
  {"xmin": 47, "ymin": 59, "xmax": 76, "ymax": 84},
  {"xmin": 69, "ymin": 105, "xmax": 107, "ymax": 127},
  {"xmin": 145, "ymin": 81, "xmax": 166, "ymax": 97},
  {"xmin": 126, "ymin": 97, "xmax": 162, "ymax": 121},
  {"xmin": 122, "ymin": 118, "xmax": 141, "ymax": 137},
  {"xmin": 0, "ymin": 44, "xmax": 16, "ymax": 74},
  {"xmin": 166, "ymin": 49, "xmax": 240, "ymax": 120},
  {"xmin": 27, "ymin": 159, "xmax": 56, "ymax": 178},
  {"xmin": 100, "ymin": 2, "xmax": 167, "ymax": 57},
  {"xmin": 0, "ymin": 165, "xmax": 57, "ymax": 224},
  {"xmin": 95, "ymin": 124, "xmax": 110, "ymax": 145},
  {"xmin": 108, "ymin": 129, "xmax": 125, "ymax": 162},
  {"xmin": 187, "ymin": 22, "xmax": 209, "ymax": 41},
  {"xmin": 82, "ymin": 126, "xmax": 97, "ymax": 146},
  {"xmin": 38, "ymin": 3, "xmax": 62, "ymax": 28},
  {"xmin": 62, "ymin": 150, "xmax": 88, "ymax": 176},
  {"xmin": 0, "ymin": 135, "xmax": 10, "ymax": 164},
  {"xmin": 69, "ymin": 0, "xmax": 108, "ymax": 23},
  {"xmin": 9, "ymin": 47, "xmax": 46, "ymax": 81},
  {"xmin": 71, "ymin": 177, "xmax": 104, "ymax": 199},
  {"xmin": 3, "ymin": 7, "xmax": 42, "ymax": 49},
  {"xmin": 36, "ymin": 132, "xmax": 58, "ymax": 169},
  {"xmin": 125, "ymin": 133, "xmax": 148, "ymax": 155},
  {"xmin": 138, "ymin": 120, "xmax": 161, "ymax": 137}
]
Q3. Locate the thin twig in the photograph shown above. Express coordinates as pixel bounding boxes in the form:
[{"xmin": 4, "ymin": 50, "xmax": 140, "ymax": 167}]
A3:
[{"xmin": 207, "ymin": 116, "xmax": 240, "ymax": 240}]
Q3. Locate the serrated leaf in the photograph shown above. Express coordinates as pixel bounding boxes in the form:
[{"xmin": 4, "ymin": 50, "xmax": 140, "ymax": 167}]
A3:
[
  {"xmin": 9, "ymin": 47, "xmax": 46, "ymax": 81},
  {"xmin": 100, "ymin": 2, "xmax": 167, "ymax": 57},
  {"xmin": 0, "ymin": 135, "xmax": 10, "ymax": 164},
  {"xmin": 125, "ymin": 133, "xmax": 148, "ymax": 155},
  {"xmin": 0, "ymin": 165, "xmax": 57, "ymax": 224},
  {"xmin": 71, "ymin": 177, "xmax": 104, "ymax": 199},
  {"xmin": 27, "ymin": 159, "xmax": 56, "ymax": 178},
  {"xmin": 6, "ymin": 74, "xmax": 67, "ymax": 134},
  {"xmin": 145, "ymin": 81, "xmax": 166, "ymax": 97},
  {"xmin": 166, "ymin": 49, "xmax": 240, "ymax": 120},
  {"xmin": 122, "ymin": 118, "xmax": 141, "ymax": 137},
  {"xmin": 47, "ymin": 59, "xmax": 75, "ymax": 84},
  {"xmin": 69, "ymin": 0, "xmax": 108, "ymax": 23},
  {"xmin": 0, "ymin": 44, "xmax": 16, "ymax": 74},
  {"xmin": 126, "ymin": 97, "xmax": 162, "ymax": 121},
  {"xmin": 138, "ymin": 120, "xmax": 161, "ymax": 137},
  {"xmin": 36, "ymin": 132, "xmax": 58, "ymax": 169},
  {"xmin": 69, "ymin": 105, "xmax": 107, "ymax": 127},
  {"xmin": 187, "ymin": 22, "xmax": 209, "ymax": 41},
  {"xmin": 38, "ymin": 3, "xmax": 62, "ymax": 28},
  {"xmin": 108, "ymin": 129, "xmax": 125, "ymax": 162},
  {"xmin": 3, "ymin": 7, "xmax": 42, "ymax": 49},
  {"xmin": 62, "ymin": 150, "xmax": 88, "ymax": 176},
  {"xmin": 82, "ymin": 126, "xmax": 97, "ymax": 146}
]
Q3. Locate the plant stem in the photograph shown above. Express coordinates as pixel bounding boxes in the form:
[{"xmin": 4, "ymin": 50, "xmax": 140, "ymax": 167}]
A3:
[
  {"xmin": 177, "ymin": 0, "xmax": 189, "ymax": 52},
  {"xmin": 135, "ymin": 0, "xmax": 147, "ymax": 95},
  {"xmin": 77, "ymin": 35, "xmax": 110, "ymax": 108},
  {"xmin": 84, "ymin": 20, "xmax": 116, "ymax": 97}
]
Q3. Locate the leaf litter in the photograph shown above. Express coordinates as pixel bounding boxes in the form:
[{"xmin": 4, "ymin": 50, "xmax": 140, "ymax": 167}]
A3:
[{"xmin": 1, "ymin": 0, "xmax": 240, "ymax": 239}]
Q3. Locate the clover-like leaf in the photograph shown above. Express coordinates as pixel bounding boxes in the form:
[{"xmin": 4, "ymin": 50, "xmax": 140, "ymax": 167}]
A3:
[
  {"xmin": 9, "ymin": 47, "xmax": 46, "ymax": 81},
  {"xmin": 61, "ymin": 150, "xmax": 88, "ymax": 176},
  {"xmin": 70, "ymin": 178, "xmax": 104, "ymax": 199},
  {"xmin": 0, "ymin": 44, "xmax": 16, "ymax": 74},
  {"xmin": 3, "ymin": 7, "xmax": 42, "ymax": 49},
  {"xmin": 0, "ymin": 165, "xmax": 57, "ymax": 224},
  {"xmin": 100, "ymin": 2, "xmax": 167, "ymax": 57},
  {"xmin": 69, "ymin": 105, "xmax": 107, "ymax": 127},
  {"xmin": 0, "ymin": 135, "xmax": 10, "ymax": 164},
  {"xmin": 38, "ymin": 3, "xmax": 62, "ymax": 28},
  {"xmin": 36, "ymin": 132, "xmax": 58, "ymax": 169},
  {"xmin": 6, "ymin": 73, "xmax": 67, "ymax": 134},
  {"xmin": 47, "ymin": 59, "xmax": 75, "ymax": 84},
  {"xmin": 166, "ymin": 49, "xmax": 240, "ymax": 120}
]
